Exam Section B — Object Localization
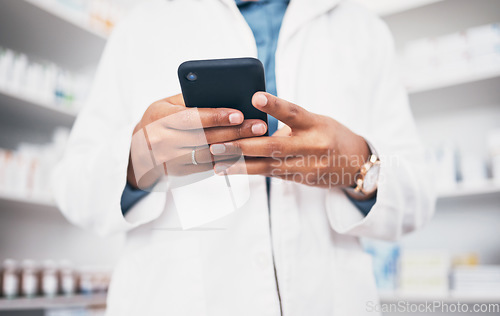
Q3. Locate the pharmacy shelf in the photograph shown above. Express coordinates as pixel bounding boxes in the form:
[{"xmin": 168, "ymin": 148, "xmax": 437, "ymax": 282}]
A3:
[
  {"xmin": 0, "ymin": 192, "xmax": 58, "ymax": 213},
  {"xmin": 355, "ymin": 0, "xmax": 443, "ymax": 17},
  {"xmin": 379, "ymin": 291, "xmax": 500, "ymax": 304},
  {"xmin": 407, "ymin": 65, "xmax": 500, "ymax": 94},
  {"xmin": 0, "ymin": 1, "xmax": 106, "ymax": 71},
  {"xmin": 437, "ymin": 180, "xmax": 500, "ymax": 199},
  {"xmin": 0, "ymin": 294, "xmax": 106, "ymax": 311},
  {"xmin": 24, "ymin": 0, "xmax": 109, "ymax": 40},
  {"xmin": 0, "ymin": 87, "xmax": 77, "ymax": 129}
]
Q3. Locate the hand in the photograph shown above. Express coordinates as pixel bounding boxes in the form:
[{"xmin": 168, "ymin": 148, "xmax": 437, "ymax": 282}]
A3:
[
  {"xmin": 210, "ymin": 93, "xmax": 370, "ymax": 189},
  {"xmin": 128, "ymin": 94, "xmax": 268, "ymax": 189}
]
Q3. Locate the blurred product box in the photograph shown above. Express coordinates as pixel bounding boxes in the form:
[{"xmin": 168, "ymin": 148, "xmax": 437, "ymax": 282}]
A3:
[
  {"xmin": 435, "ymin": 32, "xmax": 468, "ymax": 77},
  {"xmin": 399, "ymin": 22, "xmax": 500, "ymax": 90},
  {"xmin": 399, "ymin": 250, "xmax": 450, "ymax": 296},
  {"xmin": 451, "ymin": 265, "xmax": 500, "ymax": 295},
  {"xmin": 467, "ymin": 24, "xmax": 500, "ymax": 68},
  {"xmin": 452, "ymin": 252, "xmax": 480, "ymax": 267},
  {"xmin": 399, "ymin": 38, "xmax": 436, "ymax": 87}
]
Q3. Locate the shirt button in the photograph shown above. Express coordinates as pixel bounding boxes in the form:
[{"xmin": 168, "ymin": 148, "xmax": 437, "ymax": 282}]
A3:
[{"xmin": 254, "ymin": 252, "xmax": 270, "ymax": 270}]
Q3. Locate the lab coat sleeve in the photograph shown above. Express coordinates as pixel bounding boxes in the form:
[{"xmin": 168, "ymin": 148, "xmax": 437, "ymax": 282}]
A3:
[
  {"xmin": 325, "ymin": 18, "xmax": 436, "ymax": 241},
  {"xmin": 51, "ymin": 19, "xmax": 166, "ymax": 236}
]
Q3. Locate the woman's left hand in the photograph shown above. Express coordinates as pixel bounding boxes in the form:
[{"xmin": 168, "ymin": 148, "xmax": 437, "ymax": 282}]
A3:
[{"xmin": 210, "ymin": 92, "xmax": 371, "ymax": 188}]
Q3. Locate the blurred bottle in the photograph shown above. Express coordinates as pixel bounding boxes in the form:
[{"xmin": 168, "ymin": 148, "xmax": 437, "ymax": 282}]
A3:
[
  {"xmin": 0, "ymin": 128, "xmax": 70, "ymax": 200},
  {"xmin": 20, "ymin": 259, "xmax": 39, "ymax": 298},
  {"xmin": 59, "ymin": 260, "xmax": 77, "ymax": 296},
  {"xmin": 78, "ymin": 268, "xmax": 93, "ymax": 295},
  {"xmin": 1, "ymin": 259, "xmax": 20, "ymax": 299},
  {"xmin": 434, "ymin": 143, "xmax": 458, "ymax": 192},
  {"xmin": 459, "ymin": 151, "xmax": 488, "ymax": 187},
  {"xmin": 488, "ymin": 129, "xmax": 500, "ymax": 186},
  {"xmin": 41, "ymin": 260, "xmax": 59, "ymax": 297},
  {"xmin": 0, "ymin": 45, "xmax": 90, "ymax": 113}
]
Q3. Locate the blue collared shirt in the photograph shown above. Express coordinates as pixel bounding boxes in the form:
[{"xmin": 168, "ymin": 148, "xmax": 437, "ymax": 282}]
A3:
[
  {"xmin": 236, "ymin": 0, "xmax": 289, "ymax": 135},
  {"xmin": 121, "ymin": 0, "xmax": 376, "ymax": 216}
]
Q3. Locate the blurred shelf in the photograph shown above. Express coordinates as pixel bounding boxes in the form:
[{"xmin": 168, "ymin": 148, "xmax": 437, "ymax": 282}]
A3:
[
  {"xmin": 24, "ymin": 0, "xmax": 109, "ymax": 40},
  {"xmin": 379, "ymin": 291, "xmax": 500, "ymax": 304},
  {"xmin": 356, "ymin": 0, "xmax": 443, "ymax": 17},
  {"xmin": 0, "ymin": 86, "xmax": 77, "ymax": 128},
  {"xmin": 407, "ymin": 64, "xmax": 500, "ymax": 94},
  {"xmin": 437, "ymin": 180, "xmax": 500, "ymax": 199},
  {"xmin": 0, "ymin": 1, "xmax": 106, "ymax": 70},
  {"xmin": 0, "ymin": 294, "xmax": 106, "ymax": 311},
  {"xmin": 0, "ymin": 192, "xmax": 58, "ymax": 212}
]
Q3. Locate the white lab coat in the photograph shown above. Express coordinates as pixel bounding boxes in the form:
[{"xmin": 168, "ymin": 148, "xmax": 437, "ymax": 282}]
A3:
[{"xmin": 52, "ymin": 0, "xmax": 435, "ymax": 315}]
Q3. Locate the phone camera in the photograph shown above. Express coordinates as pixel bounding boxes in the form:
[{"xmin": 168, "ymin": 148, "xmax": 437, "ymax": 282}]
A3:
[{"xmin": 186, "ymin": 72, "xmax": 198, "ymax": 81}]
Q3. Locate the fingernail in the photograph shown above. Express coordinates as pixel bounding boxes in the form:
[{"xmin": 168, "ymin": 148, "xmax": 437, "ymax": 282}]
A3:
[
  {"xmin": 211, "ymin": 144, "xmax": 226, "ymax": 155},
  {"xmin": 215, "ymin": 163, "xmax": 230, "ymax": 174},
  {"xmin": 229, "ymin": 113, "xmax": 243, "ymax": 124},
  {"xmin": 252, "ymin": 123, "xmax": 267, "ymax": 135},
  {"xmin": 254, "ymin": 93, "xmax": 268, "ymax": 108}
]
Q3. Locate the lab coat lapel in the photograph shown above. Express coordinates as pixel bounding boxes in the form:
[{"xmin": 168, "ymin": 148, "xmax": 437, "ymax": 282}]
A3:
[
  {"xmin": 216, "ymin": 0, "xmax": 342, "ymax": 52},
  {"xmin": 280, "ymin": 0, "xmax": 342, "ymax": 46}
]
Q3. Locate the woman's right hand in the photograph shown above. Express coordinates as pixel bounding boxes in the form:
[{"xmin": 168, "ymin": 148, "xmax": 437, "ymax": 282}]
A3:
[{"xmin": 127, "ymin": 94, "xmax": 268, "ymax": 189}]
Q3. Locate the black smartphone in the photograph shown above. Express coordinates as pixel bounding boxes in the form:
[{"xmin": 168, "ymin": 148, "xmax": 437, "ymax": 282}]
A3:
[{"xmin": 178, "ymin": 57, "xmax": 268, "ymax": 135}]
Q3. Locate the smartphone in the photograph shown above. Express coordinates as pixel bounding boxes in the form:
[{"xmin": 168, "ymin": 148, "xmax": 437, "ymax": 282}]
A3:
[{"xmin": 178, "ymin": 57, "xmax": 268, "ymax": 135}]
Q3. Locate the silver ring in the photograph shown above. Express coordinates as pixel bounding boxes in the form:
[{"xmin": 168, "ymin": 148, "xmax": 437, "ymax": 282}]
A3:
[{"xmin": 191, "ymin": 148, "xmax": 198, "ymax": 165}]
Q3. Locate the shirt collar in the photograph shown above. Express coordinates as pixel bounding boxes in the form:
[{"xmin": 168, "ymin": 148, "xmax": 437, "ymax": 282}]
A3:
[
  {"xmin": 227, "ymin": 0, "xmax": 341, "ymax": 8},
  {"xmin": 235, "ymin": 0, "xmax": 290, "ymax": 5},
  {"xmin": 221, "ymin": 0, "xmax": 342, "ymax": 43}
]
